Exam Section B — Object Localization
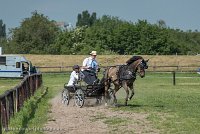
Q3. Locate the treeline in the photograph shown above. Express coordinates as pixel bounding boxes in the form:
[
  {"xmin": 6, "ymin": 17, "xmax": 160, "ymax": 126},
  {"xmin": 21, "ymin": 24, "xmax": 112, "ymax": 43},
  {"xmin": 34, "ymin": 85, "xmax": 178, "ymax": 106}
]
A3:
[{"xmin": 1, "ymin": 11, "xmax": 200, "ymax": 55}]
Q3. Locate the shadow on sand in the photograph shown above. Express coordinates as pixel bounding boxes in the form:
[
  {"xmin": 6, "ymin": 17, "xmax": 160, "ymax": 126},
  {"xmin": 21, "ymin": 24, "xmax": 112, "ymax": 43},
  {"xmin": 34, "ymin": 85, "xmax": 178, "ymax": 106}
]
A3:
[{"xmin": 112, "ymin": 103, "xmax": 165, "ymax": 109}]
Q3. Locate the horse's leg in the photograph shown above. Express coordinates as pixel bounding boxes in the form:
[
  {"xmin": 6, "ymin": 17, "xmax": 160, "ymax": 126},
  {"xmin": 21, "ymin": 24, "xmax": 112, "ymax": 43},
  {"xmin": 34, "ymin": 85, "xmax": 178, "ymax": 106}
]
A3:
[
  {"xmin": 129, "ymin": 84, "xmax": 135, "ymax": 100},
  {"xmin": 104, "ymin": 80, "xmax": 110, "ymax": 106},
  {"xmin": 104, "ymin": 86, "xmax": 108, "ymax": 106},
  {"xmin": 113, "ymin": 84, "xmax": 120, "ymax": 104},
  {"xmin": 122, "ymin": 82, "xmax": 129, "ymax": 106}
]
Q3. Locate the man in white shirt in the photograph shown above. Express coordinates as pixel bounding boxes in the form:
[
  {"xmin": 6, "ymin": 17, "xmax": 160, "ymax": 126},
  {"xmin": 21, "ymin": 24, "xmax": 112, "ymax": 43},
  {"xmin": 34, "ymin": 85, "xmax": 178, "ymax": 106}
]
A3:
[
  {"xmin": 81, "ymin": 51, "xmax": 99, "ymax": 85},
  {"xmin": 82, "ymin": 51, "xmax": 98, "ymax": 72},
  {"xmin": 67, "ymin": 65, "xmax": 80, "ymax": 87}
]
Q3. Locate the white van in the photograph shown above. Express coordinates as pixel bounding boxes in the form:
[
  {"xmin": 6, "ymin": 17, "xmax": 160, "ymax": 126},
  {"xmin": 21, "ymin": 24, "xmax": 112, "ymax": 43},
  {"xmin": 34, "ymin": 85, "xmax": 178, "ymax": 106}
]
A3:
[{"xmin": 0, "ymin": 55, "xmax": 38, "ymax": 78}]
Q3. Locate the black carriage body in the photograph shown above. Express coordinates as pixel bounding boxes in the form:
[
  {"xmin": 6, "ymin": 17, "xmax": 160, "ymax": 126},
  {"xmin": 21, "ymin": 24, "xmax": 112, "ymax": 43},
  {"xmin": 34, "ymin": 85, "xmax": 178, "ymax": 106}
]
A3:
[
  {"xmin": 83, "ymin": 83, "xmax": 105, "ymax": 97},
  {"xmin": 64, "ymin": 82, "xmax": 104, "ymax": 97},
  {"xmin": 62, "ymin": 70, "xmax": 106, "ymax": 107}
]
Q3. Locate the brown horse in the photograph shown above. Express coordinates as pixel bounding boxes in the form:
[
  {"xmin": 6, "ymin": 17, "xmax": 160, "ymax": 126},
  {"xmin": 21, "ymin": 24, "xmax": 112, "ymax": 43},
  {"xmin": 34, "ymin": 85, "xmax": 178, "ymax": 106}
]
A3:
[{"xmin": 104, "ymin": 56, "xmax": 149, "ymax": 106}]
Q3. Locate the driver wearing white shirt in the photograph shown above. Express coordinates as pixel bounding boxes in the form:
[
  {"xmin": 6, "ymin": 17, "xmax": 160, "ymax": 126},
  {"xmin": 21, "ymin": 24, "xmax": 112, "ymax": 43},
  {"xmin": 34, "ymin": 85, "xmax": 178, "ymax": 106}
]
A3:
[
  {"xmin": 82, "ymin": 51, "xmax": 98, "ymax": 73},
  {"xmin": 81, "ymin": 51, "xmax": 99, "ymax": 85}
]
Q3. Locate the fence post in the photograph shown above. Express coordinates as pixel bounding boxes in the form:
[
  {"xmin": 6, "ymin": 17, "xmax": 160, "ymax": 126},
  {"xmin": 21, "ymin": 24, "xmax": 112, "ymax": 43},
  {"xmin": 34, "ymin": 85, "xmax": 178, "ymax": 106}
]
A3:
[
  {"xmin": 153, "ymin": 62, "xmax": 156, "ymax": 72},
  {"xmin": 5, "ymin": 96, "xmax": 9, "ymax": 129},
  {"xmin": 173, "ymin": 71, "xmax": 176, "ymax": 86},
  {"xmin": 15, "ymin": 88, "xmax": 19, "ymax": 112},
  {"xmin": 1, "ymin": 97, "xmax": 8, "ymax": 130}
]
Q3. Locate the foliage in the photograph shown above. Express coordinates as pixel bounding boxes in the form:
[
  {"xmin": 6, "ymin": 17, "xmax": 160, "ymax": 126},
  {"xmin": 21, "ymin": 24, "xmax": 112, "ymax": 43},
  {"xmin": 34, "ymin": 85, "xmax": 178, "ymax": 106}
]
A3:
[
  {"xmin": 0, "ymin": 19, "xmax": 6, "ymax": 38},
  {"xmin": 2, "ymin": 11, "xmax": 200, "ymax": 55},
  {"xmin": 0, "ymin": 19, "xmax": 7, "ymax": 52},
  {"xmin": 8, "ymin": 87, "xmax": 48, "ymax": 134},
  {"xmin": 51, "ymin": 15, "xmax": 200, "ymax": 55},
  {"xmin": 7, "ymin": 11, "xmax": 60, "ymax": 54},
  {"xmin": 76, "ymin": 10, "xmax": 97, "ymax": 27}
]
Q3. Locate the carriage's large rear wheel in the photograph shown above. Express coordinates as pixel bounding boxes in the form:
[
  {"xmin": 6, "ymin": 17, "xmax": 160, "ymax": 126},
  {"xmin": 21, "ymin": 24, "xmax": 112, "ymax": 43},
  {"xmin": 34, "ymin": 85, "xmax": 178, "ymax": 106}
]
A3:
[
  {"xmin": 62, "ymin": 89, "xmax": 70, "ymax": 106},
  {"xmin": 75, "ymin": 89, "xmax": 84, "ymax": 108}
]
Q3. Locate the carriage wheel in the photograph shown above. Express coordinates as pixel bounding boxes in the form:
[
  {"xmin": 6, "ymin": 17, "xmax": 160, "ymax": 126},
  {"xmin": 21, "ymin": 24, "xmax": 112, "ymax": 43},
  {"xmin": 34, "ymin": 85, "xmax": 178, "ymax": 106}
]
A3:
[
  {"xmin": 75, "ymin": 89, "xmax": 84, "ymax": 108},
  {"xmin": 62, "ymin": 89, "xmax": 70, "ymax": 106}
]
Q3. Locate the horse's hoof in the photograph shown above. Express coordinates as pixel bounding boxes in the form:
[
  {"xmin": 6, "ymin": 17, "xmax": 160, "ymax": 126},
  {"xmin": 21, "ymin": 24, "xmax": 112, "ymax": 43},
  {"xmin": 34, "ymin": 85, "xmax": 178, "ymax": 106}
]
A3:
[
  {"xmin": 105, "ymin": 103, "xmax": 108, "ymax": 107},
  {"xmin": 129, "ymin": 97, "xmax": 134, "ymax": 100},
  {"xmin": 113, "ymin": 103, "xmax": 120, "ymax": 107},
  {"xmin": 128, "ymin": 98, "xmax": 130, "ymax": 101}
]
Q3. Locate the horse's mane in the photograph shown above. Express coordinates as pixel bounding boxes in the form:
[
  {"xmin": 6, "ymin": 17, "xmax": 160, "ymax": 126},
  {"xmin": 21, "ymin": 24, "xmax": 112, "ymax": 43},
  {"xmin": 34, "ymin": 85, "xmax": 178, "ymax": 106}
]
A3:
[{"xmin": 126, "ymin": 56, "xmax": 143, "ymax": 65}]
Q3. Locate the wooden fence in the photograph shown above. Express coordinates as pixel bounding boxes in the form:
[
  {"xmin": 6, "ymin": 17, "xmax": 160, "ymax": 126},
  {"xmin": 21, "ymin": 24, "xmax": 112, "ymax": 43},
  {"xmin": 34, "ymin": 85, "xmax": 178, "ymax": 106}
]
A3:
[
  {"xmin": 36, "ymin": 65, "xmax": 200, "ymax": 72},
  {"xmin": 0, "ymin": 74, "xmax": 42, "ymax": 133}
]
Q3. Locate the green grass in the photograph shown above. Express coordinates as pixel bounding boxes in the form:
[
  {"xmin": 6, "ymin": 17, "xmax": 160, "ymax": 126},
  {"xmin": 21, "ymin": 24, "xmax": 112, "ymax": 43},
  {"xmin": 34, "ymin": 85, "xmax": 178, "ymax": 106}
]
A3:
[
  {"xmin": 0, "ymin": 78, "xmax": 21, "ymax": 94},
  {"xmin": 103, "ymin": 117, "xmax": 129, "ymax": 133},
  {"xmin": 90, "ymin": 112, "xmax": 130, "ymax": 133},
  {"xmin": 6, "ymin": 87, "xmax": 48, "ymax": 134},
  {"xmin": 103, "ymin": 117, "xmax": 128, "ymax": 126},
  {"xmin": 4, "ymin": 72, "xmax": 200, "ymax": 134},
  {"xmin": 115, "ymin": 72, "xmax": 200, "ymax": 134}
]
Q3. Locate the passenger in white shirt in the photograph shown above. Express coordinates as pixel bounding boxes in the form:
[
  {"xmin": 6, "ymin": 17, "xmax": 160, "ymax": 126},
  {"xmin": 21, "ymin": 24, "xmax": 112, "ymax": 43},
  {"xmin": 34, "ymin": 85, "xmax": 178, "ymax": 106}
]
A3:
[{"xmin": 67, "ymin": 65, "xmax": 80, "ymax": 86}]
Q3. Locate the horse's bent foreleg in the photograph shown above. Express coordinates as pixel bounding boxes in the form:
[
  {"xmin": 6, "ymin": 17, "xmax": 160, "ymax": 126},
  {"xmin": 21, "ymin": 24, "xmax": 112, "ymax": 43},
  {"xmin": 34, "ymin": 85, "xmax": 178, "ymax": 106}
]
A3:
[
  {"xmin": 104, "ymin": 87, "xmax": 109, "ymax": 106},
  {"xmin": 122, "ymin": 82, "xmax": 129, "ymax": 106},
  {"xmin": 113, "ymin": 85, "xmax": 120, "ymax": 104},
  {"xmin": 125, "ymin": 89, "xmax": 129, "ymax": 106},
  {"xmin": 104, "ymin": 80, "xmax": 110, "ymax": 106},
  {"xmin": 129, "ymin": 84, "xmax": 135, "ymax": 100}
]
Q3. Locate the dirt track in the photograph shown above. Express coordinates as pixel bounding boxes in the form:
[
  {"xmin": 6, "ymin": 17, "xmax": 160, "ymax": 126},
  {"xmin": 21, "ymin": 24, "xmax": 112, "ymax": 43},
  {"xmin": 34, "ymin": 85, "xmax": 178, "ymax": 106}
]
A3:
[{"xmin": 45, "ymin": 94, "xmax": 159, "ymax": 134}]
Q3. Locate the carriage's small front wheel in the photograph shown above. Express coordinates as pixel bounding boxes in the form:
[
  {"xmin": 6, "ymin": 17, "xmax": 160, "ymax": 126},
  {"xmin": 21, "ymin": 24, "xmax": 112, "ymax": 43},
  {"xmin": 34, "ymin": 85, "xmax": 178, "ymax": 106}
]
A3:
[
  {"xmin": 62, "ymin": 89, "xmax": 70, "ymax": 106},
  {"xmin": 75, "ymin": 89, "xmax": 84, "ymax": 108}
]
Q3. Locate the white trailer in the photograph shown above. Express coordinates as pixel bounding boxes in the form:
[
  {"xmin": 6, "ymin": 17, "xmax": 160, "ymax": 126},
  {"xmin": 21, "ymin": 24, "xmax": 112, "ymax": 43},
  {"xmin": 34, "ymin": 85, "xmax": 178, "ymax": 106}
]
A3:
[{"xmin": 0, "ymin": 55, "xmax": 37, "ymax": 78}]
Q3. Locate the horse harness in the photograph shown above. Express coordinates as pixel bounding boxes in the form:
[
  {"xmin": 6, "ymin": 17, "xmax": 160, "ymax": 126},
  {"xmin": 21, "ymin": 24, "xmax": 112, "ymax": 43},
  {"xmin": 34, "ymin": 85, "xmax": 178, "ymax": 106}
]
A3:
[{"xmin": 116, "ymin": 65, "xmax": 136, "ymax": 84}]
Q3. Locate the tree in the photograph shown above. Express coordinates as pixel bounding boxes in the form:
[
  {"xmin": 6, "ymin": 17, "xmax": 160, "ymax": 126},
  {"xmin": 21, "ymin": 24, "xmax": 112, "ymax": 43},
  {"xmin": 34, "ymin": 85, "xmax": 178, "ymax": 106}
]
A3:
[
  {"xmin": 76, "ymin": 10, "xmax": 97, "ymax": 27},
  {"xmin": 8, "ymin": 11, "xmax": 60, "ymax": 54},
  {"xmin": 0, "ymin": 19, "xmax": 6, "ymax": 38},
  {"xmin": 6, "ymin": 11, "xmax": 200, "ymax": 55},
  {"xmin": 157, "ymin": 19, "xmax": 167, "ymax": 28}
]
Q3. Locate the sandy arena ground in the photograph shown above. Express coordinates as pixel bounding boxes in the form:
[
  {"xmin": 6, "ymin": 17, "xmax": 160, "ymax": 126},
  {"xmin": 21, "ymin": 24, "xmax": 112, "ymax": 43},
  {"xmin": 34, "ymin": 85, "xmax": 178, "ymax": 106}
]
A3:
[{"xmin": 44, "ymin": 93, "xmax": 159, "ymax": 134}]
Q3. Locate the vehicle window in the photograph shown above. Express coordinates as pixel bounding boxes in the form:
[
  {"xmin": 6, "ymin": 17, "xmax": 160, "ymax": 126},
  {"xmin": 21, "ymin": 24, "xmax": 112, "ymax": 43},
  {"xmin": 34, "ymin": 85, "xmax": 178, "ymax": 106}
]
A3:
[
  {"xmin": 0, "ymin": 57, "xmax": 6, "ymax": 65},
  {"xmin": 16, "ymin": 62, "xmax": 20, "ymax": 68}
]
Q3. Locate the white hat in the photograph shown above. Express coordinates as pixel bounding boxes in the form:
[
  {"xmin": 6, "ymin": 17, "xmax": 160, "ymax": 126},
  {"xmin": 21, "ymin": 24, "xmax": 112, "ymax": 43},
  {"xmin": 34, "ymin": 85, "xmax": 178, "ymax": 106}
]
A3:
[{"xmin": 90, "ymin": 51, "xmax": 97, "ymax": 55}]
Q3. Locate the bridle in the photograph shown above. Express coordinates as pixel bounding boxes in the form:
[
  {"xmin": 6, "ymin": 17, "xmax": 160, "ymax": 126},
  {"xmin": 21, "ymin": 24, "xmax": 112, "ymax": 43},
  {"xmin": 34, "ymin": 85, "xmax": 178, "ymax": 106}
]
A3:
[{"xmin": 135, "ymin": 59, "xmax": 148, "ymax": 77}]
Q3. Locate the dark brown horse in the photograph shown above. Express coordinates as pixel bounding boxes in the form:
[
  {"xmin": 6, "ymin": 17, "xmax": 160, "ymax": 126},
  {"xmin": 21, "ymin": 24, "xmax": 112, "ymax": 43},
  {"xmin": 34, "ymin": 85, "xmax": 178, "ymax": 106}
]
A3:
[{"xmin": 104, "ymin": 56, "xmax": 149, "ymax": 106}]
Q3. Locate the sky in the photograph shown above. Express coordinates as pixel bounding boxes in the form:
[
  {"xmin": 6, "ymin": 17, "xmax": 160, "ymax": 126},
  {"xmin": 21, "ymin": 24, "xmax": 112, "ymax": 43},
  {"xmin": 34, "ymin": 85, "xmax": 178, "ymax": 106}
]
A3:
[{"xmin": 0, "ymin": 0, "xmax": 200, "ymax": 32}]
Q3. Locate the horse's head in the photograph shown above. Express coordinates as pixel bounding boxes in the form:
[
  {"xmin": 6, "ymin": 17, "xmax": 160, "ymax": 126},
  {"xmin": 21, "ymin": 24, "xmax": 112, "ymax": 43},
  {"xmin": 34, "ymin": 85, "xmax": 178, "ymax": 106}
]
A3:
[
  {"xmin": 136, "ymin": 59, "xmax": 149, "ymax": 78},
  {"xmin": 127, "ymin": 56, "xmax": 149, "ymax": 78}
]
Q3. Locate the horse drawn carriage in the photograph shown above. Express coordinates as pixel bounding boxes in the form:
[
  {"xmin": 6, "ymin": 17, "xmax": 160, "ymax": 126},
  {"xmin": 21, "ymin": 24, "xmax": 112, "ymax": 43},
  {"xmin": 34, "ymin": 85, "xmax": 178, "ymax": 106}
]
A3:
[{"xmin": 61, "ymin": 56, "xmax": 149, "ymax": 108}]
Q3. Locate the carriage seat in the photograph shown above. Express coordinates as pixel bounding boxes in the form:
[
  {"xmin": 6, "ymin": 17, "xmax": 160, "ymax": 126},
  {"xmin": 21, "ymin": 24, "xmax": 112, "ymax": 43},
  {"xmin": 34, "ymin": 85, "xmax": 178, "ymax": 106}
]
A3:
[{"xmin": 80, "ymin": 70, "xmax": 99, "ymax": 85}]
